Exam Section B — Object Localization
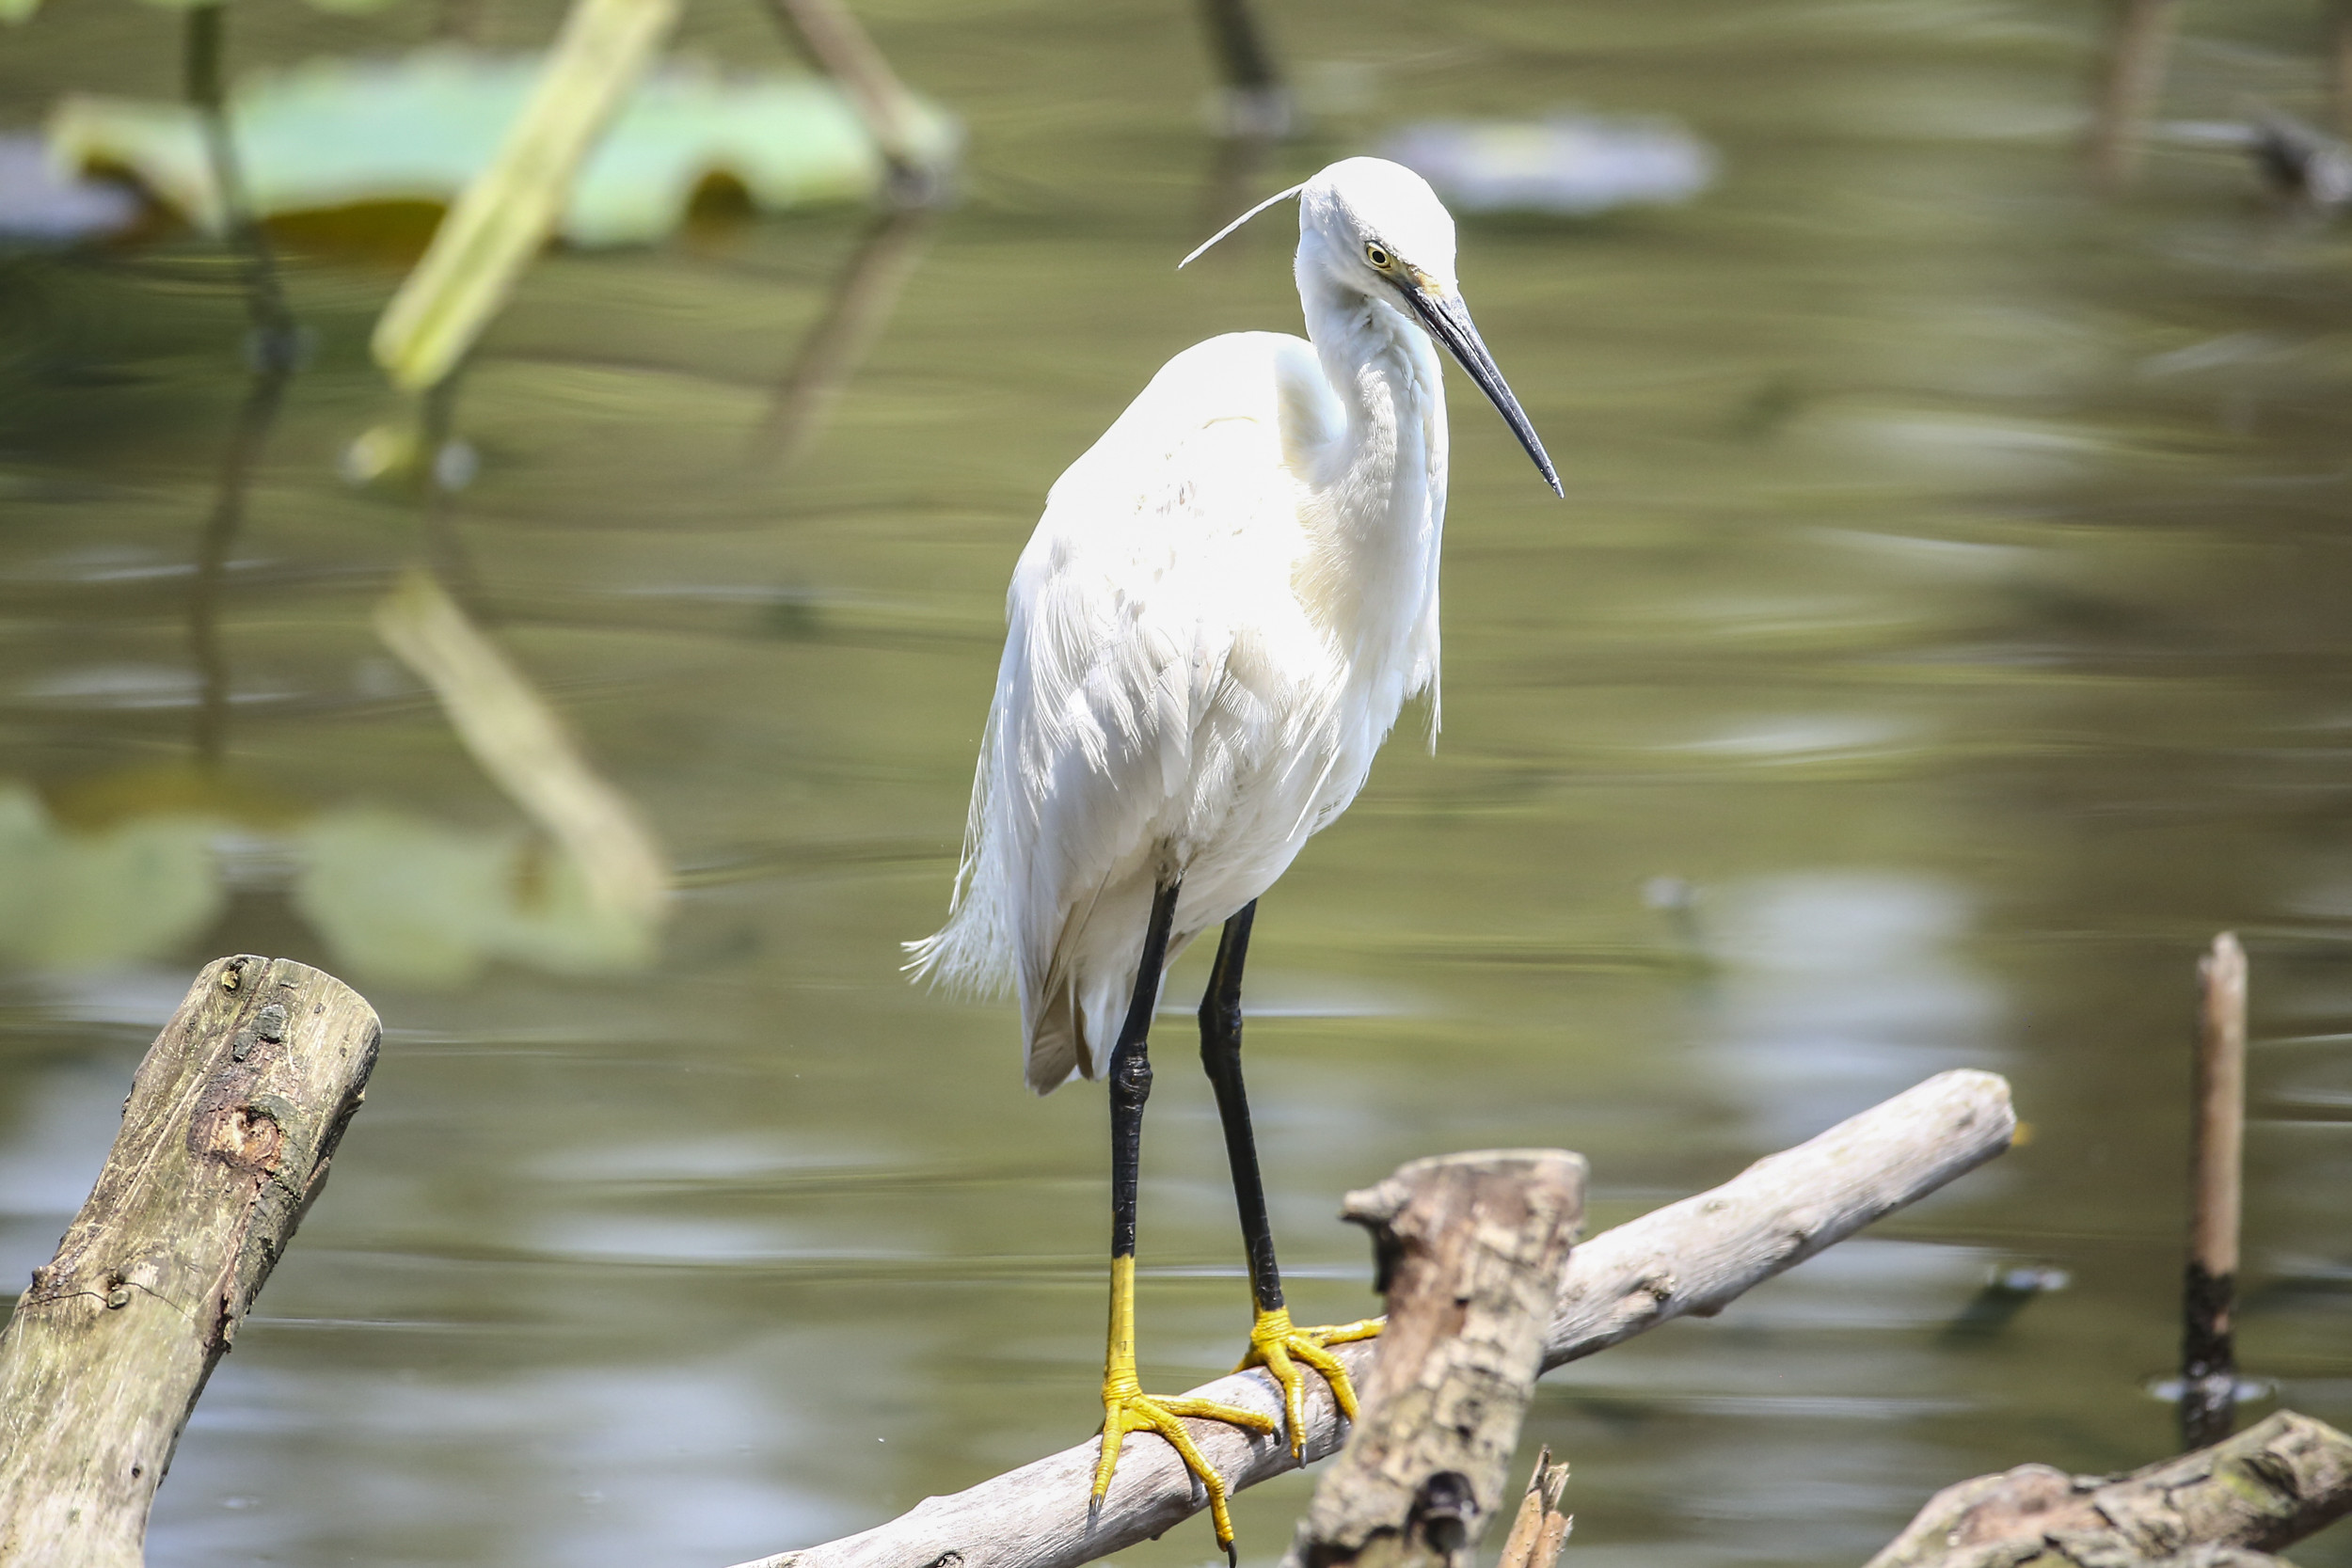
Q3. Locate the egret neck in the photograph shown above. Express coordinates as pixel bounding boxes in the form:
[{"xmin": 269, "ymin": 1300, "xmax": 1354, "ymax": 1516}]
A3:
[{"xmin": 1295, "ymin": 253, "xmax": 1451, "ymax": 731}]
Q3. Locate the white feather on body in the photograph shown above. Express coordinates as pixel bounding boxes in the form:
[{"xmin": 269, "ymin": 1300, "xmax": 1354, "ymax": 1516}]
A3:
[{"xmin": 910, "ymin": 176, "xmax": 1458, "ymax": 1094}]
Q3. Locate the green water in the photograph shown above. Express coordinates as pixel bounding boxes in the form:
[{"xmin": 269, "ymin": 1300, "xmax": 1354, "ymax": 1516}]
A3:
[{"xmin": 6, "ymin": 1, "xmax": 2352, "ymax": 1562}]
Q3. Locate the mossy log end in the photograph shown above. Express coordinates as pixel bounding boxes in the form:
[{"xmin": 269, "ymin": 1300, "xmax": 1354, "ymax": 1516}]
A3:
[
  {"xmin": 1866, "ymin": 1410, "xmax": 2352, "ymax": 1568},
  {"xmin": 0, "ymin": 956, "xmax": 380, "ymax": 1568}
]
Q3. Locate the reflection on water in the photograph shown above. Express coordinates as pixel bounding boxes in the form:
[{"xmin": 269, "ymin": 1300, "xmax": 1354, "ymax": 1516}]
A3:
[
  {"xmin": 7, "ymin": 0, "xmax": 2352, "ymax": 1564},
  {"xmin": 1702, "ymin": 872, "xmax": 2001, "ymax": 1146}
]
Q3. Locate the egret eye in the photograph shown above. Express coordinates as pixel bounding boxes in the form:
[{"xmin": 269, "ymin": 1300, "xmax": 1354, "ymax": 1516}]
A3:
[{"xmin": 1364, "ymin": 243, "xmax": 1391, "ymax": 269}]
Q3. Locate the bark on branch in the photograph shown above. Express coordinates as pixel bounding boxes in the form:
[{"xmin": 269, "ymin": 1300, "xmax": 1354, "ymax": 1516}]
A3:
[
  {"xmin": 0, "ymin": 956, "xmax": 381, "ymax": 1568},
  {"xmin": 736, "ymin": 1069, "xmax": 2014, "ymax": 1568},
  {"xmin": 1287, "ymin": 1150, "xmax": 1585, "ymax": 1568},
  {"xmin": 1865, "ymin": 1409, "xmax": 2352, "ymax": 1568}
]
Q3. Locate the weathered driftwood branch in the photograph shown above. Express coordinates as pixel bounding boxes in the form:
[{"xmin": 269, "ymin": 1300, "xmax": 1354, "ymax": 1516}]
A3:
[
  {"xmin": 1543, "ymin": 1067, "xmax": 2013, "ymax": 1370},
  {"xmin": 734, "ymin": 1069, "xmax": 2013, "ymax": 1568},
  {"xmin": 0, "ymin": 957, "xmax": 380, "ymax": 1568},
  {"xmin": 1287, "ymin": 1151, "xmax": 1584, "ymax": 1568},
  {"xmin": 1865, "ymin": 1409, "xmax": 2352, "ymax": 1568}
]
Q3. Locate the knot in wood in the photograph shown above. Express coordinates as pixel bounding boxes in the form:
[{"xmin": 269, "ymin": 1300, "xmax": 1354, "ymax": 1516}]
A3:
[
  {"xmin": 197, "ymin": 1101, "xmax": 286, "ymax": 1172},
  {"xmin": 1407, "ymin": 1470, "xmax": 1479, "ymax": 1558}
]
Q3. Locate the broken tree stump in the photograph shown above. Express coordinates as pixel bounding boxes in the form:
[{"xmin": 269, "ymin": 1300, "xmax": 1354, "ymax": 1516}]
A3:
[
  {"xmin": 1285, "ymin": 1149, "xmax": 1585, "ymax": 1568},
  {"xmin": 1865, "ymin": 1409, "xmax": 2352, "ymax": 1568},
  {"xmin": 0, "ymin": 956, "xmax": 381, "ymax": 1568}
]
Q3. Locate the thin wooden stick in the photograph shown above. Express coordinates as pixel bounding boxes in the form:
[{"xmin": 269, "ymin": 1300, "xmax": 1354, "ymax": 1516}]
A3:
[
  {"xmin": 733, "ymin": 1069, "xmax": 2014, "ymax": 1568},
  {"xmin": 751, "ymin": 204, "xmax": 935, "ymax": 469},
  {"xmin": 1196, "ymin": 0, "xmax": 1291, "ymax": 140},
  {"xmin": 2085, "ymin": 0, "xmax": 2180, "ymax": 191},
  {"xmin": 2334, "ymin": 0, "xmax": 2352, "ymax": 142},
  {"xmin": 754, "ymin": 0, "xmax": 943, "ymax": 201},
  {"xmin": 183, "ymin": 2, "xmax": 297, "ymax": 359},
  {"xmin": 0, "ymin": 958, "xmax": 380, "ymax": 1568},
  {"xmin": 2182, "ymin": 932, "xmax": 2248, "ymax": 1450},
  {"xmin": 371, "ymin": 0, "xmax": 684, "ymax": 391}
]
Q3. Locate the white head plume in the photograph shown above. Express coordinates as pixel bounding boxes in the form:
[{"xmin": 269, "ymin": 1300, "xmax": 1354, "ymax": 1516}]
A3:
[{"xmin": 1177, "ymin": 182, "xmax": 1306, "ymax": 269}]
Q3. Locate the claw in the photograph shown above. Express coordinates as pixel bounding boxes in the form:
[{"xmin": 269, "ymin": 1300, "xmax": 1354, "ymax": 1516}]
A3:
[
  {"xmin": 1235, "ymin": 1307, "xmax": 1386, "ymax": 1460},
  {"xmin": 1093, "ymin": 1381, "xmax": 1276, "ymax": 1555}
]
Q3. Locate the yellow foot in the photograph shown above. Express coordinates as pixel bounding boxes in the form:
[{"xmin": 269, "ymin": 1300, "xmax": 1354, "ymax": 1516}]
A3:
[
  {"xmin": 1234, "ymin": 1306, "xmax": 1384, "ymax": 1460},
  {"xmin": 1091, "ymin": 1375, "xmax": 1276, "ymax": 1563}
]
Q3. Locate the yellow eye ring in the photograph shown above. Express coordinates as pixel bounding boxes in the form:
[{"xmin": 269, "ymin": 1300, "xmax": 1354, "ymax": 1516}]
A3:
[{"xmin": 1364, "ymin": 243, "xmax": 1391, "ymax": 269}]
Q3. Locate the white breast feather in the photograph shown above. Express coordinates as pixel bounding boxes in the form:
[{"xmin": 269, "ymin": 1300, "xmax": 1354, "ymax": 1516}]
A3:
[{"xmin": 909, "ymin": 330, "xmax": 1409, "ymax": 1091}]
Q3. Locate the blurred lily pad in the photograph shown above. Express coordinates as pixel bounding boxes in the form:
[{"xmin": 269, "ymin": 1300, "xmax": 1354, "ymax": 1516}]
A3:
[
  {"xmin": 0, "ymin": 783, "xmax": 223, "ymax": 970},
  {"xmin": 1383, "ymin": 113, "xmax": 1714, "ymax": 216},
  {"xmin": 45, "ymin": 48, "xmax": 961, "ymax": 245},
  {"xmin": 293, "ymin": 807, "xmax": 657, "ymax": 986}
]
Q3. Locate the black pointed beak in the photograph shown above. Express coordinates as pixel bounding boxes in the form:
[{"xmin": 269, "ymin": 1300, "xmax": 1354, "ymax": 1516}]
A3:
[{"xmin": 1398, "ymin": 282, "xmax": 1562, "ymax": 497}]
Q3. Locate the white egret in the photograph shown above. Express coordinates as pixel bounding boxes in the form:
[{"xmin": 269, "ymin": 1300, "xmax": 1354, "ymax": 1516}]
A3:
[{"xmin": 909, "ymin": 155, "xmax": 1559, "ymax": 1557}]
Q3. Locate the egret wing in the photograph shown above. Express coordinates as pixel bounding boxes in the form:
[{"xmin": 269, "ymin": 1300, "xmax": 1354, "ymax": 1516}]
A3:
[{"xmin": 912, "ymin": 332, "xmax": 1329, "ymax": 1091}]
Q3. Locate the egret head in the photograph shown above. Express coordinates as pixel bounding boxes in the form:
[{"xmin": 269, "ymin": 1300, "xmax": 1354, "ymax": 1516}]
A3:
[
  {"xmin": 1298, "ymin": 157, "xmax": 1461, "ymax": 298},
  {"xmin": 1182, "ymin": 156, "xmax": 1562, "ymax": 498}
]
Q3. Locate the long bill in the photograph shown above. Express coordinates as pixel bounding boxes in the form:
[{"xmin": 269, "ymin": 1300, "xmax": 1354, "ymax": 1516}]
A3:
[{"xmin": 1398, "ymin": 283, "xmax": 1563, "ymax": 498}]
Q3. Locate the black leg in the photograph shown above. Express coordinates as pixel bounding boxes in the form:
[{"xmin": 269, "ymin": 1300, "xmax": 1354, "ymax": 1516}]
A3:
[
  {"xmin": 1108, "ymin": 879, "xmax": 1183, "ymax": 1262},
  {"xmin": 1200, "ymin": 899, "xmax": 1380, "ymax": 1463},
  {"xmin": 1198, "ymin": 900, "xmax": 1285, "ymax": 1312},
  {"xmin": 1091, "ymin": 881, "xmax": 1284, "ymax": 1559}
]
